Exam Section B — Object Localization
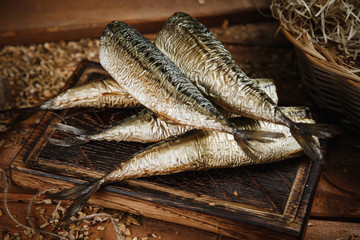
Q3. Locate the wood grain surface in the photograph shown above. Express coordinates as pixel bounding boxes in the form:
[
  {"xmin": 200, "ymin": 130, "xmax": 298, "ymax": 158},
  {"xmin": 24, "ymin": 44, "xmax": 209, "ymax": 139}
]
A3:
[
  {"xmin": 8, "ymin": 60, "xmax": 322, "ymax": 240},
  {"xmin": 0, "ymin": 0, "xmax": 272, "ymax": 45},
  {"xmin": 1, "ymin": 7, "xmax": 359, "ymax": 237}
]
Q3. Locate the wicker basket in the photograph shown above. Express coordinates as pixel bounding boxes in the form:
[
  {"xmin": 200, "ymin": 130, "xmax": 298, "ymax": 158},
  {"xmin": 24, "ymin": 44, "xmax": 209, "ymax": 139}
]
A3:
[{"xmin": 281, "ymin": 28, "xmax": 360, "ymax": 130}]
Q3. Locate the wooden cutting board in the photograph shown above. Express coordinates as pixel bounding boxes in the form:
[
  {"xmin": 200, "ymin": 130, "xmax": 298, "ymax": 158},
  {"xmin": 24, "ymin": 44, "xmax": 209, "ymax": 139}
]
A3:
[{"xmin": 9, "ymin": 60, "xmax": 322, "ymax": 240}]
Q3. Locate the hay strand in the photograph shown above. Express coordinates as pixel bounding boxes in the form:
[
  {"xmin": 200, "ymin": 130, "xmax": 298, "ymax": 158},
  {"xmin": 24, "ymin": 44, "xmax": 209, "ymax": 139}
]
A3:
[
  {"xmin": 0, "ymin": 168, "xmax": 125, "ymax": 239},
  {"xmin": 271, "ymin": 0, "xmax": 360, "ymax": 60}
]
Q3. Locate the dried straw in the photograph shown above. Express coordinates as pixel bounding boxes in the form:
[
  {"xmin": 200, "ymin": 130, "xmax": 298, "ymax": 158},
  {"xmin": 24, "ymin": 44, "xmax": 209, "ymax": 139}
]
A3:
[
  {"xmin": 0, "ymin": 168, "xmax": 124, "ymax": 240},
  {"xmin": 271, "ymin": 0, "xmax": 360, "ymax": 60},
  {"xmin": 0, "ymin": 169, "xmax": 67, "ymax": 239}
]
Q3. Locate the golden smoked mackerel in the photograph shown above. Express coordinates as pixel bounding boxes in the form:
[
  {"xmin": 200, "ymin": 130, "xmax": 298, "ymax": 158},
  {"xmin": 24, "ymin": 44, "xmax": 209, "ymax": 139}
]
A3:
[
  {"xmin": 49, "ymin": 80, "xmax": 283, "ymax": 146},
  {"xmin": 40, "ymin": 78, "xmax": 141, "ymax": 109},
  {"xmin": 155, "ymin": 12, "xmax": 342, "ymax": 161},
  {"xmin": 99, "ymin": 21, "xmax": 283, "ymax": 158},
  {"xmin": 50, "ymin": 106, "xmax": 302, "ymax": 146},
  {"xmin": 50, "ymin": 109, "xmax": 193, "ymax": 146},
  {"xmin": 40, "ymin": 77, "xmax": 278, "ymax": 110},
  {"xmin": 49, "ymin": 108, "xmax": 313, "ymax": 223}
]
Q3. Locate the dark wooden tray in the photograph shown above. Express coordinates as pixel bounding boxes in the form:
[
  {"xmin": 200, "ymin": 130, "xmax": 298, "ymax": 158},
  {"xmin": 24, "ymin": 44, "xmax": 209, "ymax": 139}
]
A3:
[{"xmin": 10, "ymin": 60, "xmax": 322, "ymax": 240}]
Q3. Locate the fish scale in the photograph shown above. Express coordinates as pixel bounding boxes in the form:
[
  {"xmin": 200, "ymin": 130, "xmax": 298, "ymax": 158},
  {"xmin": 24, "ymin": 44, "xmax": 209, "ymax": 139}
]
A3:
[
  {"xmin": 100, "ymin": 21, "xmax": 225, "ymax": 125},
  {"xmin": 49, "ymin": 107, "xmax": 312, "ymax": 223},
  {"xmin": 156, "ymin": 12, "xmax": 279, "ymax": 123},
  {"xmin": 99, "ymin": 20, "xmax": 284, "ymax": 158},
  {"xmin": 48, "ymin": 78, "xmax": 280, "ymax": 146},
  {"xmin": 155, "ymin": 12, "xmax": 342, "ymax": 162}
]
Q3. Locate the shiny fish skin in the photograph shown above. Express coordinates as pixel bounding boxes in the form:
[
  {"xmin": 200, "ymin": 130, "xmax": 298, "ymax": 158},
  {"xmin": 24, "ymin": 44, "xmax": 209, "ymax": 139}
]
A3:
[
  {"xmin": 155, "ymin": 12, "xmax": 278, "ymax": 122},
  {"xmin": 50, "ymin": 109, "xmax": 193, "ymax": 146},
  {"xmin": 41, "ymin": 77, "xmax": 277, "ymax": 110},
  {"xmin": 49, "ymin": 111, "xmax": 312, "ymax": 223},
  {"xmin": 155, "ymin": 12, "xmax": 342, "ymax": 161},
  {"xmin": 99, "ymin": 21, "xmax": 283, "ymax": 157},
  {"xmin": 50, "ymin": 82, "xmax": 287, "ymax": 147},
  {"xmin": 252, "ymin": 78, "xmax": 278, "ymax": 104},
  {"xmin": 40, "ymin": 79, "xmax": 141, "ymax": 110}
]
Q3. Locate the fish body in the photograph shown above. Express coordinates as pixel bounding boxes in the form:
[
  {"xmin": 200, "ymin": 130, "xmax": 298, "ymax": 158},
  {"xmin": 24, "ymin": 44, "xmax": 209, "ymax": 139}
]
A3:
[
  {"xmin": 155, "ymin": 12, "xmax": 278, "ymax": 122},
  {"xmin": 50, "ymin": 81, "xmax": 285, "ymax": 146},
  {"xmin": 50, "ymin": 109, "xmax": 313, "ymax": 222},
  {"xmin": 252, "ymin": 78, "xmax": 278, "ymax": 104},
  {"xmin": 40, "ymin": 76, "xmax": 277, "ymax": 110},
  {"xmin": 99, "ymin": 21, "xmax": 283, "ymax": 157},
  {"xmin": 155, "ymin": 12, "xmax": 342, "ymax": 161},
  {"xmin": 50, "ymin": 109, "xmax": 193, "ymax": 146},
  {"xmin": 40, "ymin": 79, "xmax": 141, "ymax": 109}
]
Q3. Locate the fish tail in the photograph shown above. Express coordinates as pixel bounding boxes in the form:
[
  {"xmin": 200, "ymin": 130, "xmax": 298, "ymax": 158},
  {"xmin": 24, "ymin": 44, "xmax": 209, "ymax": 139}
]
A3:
[
  {"xmin": 48, "ymin": 179, "xmax": 103, "ymax": 223},
  {"xmin": 288, "ymin": 121, "xmax": 343, "ymax": 162},
  {"xmin": 233, "ymin": 129, "xmax": 285, "ymax": 159},
  {"xmin": 51, "ymin": 123, "xmax": 88, "ymax": 135},
  {"xmin": 50, "ymin": 123, "xmax": 90, "ymax": 146}
]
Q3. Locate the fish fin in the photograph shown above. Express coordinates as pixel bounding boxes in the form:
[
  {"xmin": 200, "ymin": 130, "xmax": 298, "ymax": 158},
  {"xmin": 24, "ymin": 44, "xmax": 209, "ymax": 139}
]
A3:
[
  {"xmin": 292, "ymin": 132, "xmax": 324, "ymax": 163},
  {"xmin": 234, "ymin": 138, "xmax": 258, "ymax": 160},
  {"xmin": 48, "ymin": 180, "xmax": 102, "ymax": 224},
  {"xmin": 294, "ymin": 123, "xmax": 343, "ymax": 139},
  {"xmin": 289, "ymin": 122, "xmax": 343, "ymax": 163},
  {"xmin": 49, "ymin": 123, "xmax": 90, "ymax": 146},
  {"xmin": 51, "ymin": 123, "xmax": 88, "ymax": 135},
  {"xmin": 233, "ymin": 129, "xmax": 285, "ymax": 159},
  {"xmin": 246, "ymin": 130, "xmax": 285, "ymax": 143},
  {"xmin": 49, "ymin": 137, "xmax": 89, "ymax": 147}
]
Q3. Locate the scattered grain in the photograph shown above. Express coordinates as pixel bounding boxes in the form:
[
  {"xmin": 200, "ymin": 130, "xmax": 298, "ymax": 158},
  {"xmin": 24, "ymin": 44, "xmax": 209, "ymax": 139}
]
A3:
[
  {"xmin": 40, "ymin": 222, "xmax": 49, "ymax": 229},
  {"xmin": 41, "ymin": 199, "xmax": 52, "ymax": 204},
  {"xmin": 97, "ymin": 225, "xmax": 106, "ymax": 231},
  {"xmin": 221, "ymin": 19, "xmax": 229, "ymax": 30},
  {"xmin": 0, "ymin": 38, "xmax": 100, "ymax": 111},
  {"xmin": 127, "ymin": 214, "xmax": 141, "ymax": 226},
  {"xmin": 24, "ymin": 228, "xmax": 34, "ymax": 237},
  {"xmin": 78, "ymin": 211, "xmax": 87, "ymax": 219},
  {"xmin": 68, "ymin": 233, "xmax": 76, "ymax": 240},
  {"xmin": 58, "ymin": 231, "xmax": 68, "ymax": 237}
]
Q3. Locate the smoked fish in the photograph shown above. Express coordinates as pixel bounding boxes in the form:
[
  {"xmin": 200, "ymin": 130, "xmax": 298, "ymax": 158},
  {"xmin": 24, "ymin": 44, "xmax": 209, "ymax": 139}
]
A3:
[
  {"xmin": 49, "ymin": 80, "xmax": 284, "ymax": 146},
  {"xmin": 99, "ymin": 21, "xmax": 283, "ymax": 158},
  {"xmin": 155, "ymin": 12, "xmax": 342, "ymax": 162},
  {"xmin": 49, "ymin": 108, "xmax": 313, "ymax": 223},
  {"xmin": 40, "ymin": 78, "xmax": 141, "ymax": 109}
]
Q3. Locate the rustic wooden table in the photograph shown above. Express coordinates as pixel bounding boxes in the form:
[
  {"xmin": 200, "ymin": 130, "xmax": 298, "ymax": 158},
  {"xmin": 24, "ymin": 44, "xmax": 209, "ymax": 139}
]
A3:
[
  {"xmin": 0, "ymin": 114, "xmax": 359, "ymax": 239},
  {"xmin": 1, "ymin": 1, "xmax": 359, "ymax": 239}
]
